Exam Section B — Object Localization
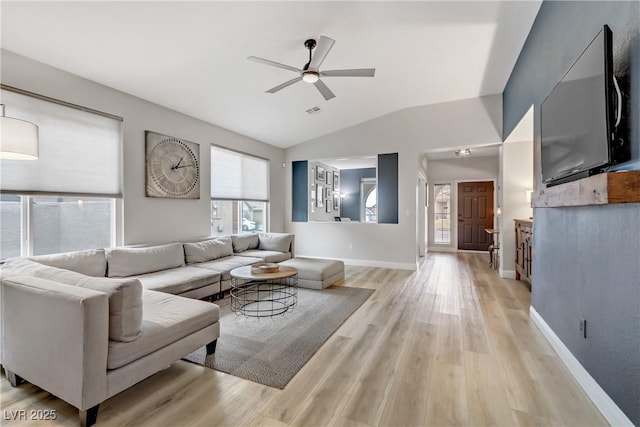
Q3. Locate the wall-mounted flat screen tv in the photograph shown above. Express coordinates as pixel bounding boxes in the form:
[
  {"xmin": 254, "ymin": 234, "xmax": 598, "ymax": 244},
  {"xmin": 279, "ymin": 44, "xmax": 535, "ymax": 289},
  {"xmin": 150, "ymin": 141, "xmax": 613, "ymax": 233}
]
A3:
[{"xmin": 541, "ymin": 25, "xmax": 627, "ymax": 186}]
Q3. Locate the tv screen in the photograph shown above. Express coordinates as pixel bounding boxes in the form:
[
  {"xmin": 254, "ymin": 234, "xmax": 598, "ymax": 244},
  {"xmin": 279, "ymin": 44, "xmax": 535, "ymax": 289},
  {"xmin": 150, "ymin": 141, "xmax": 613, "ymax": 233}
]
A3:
[{"xmin": 541, "ymin": 26, "xmax": 615, "ymax": 185}]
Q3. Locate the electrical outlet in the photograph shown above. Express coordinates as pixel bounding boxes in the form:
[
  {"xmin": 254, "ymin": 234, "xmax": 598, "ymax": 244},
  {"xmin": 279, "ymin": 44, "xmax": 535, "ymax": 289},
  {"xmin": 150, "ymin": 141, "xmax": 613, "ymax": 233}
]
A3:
[{"xmin": 579, "ymin": 317, "xmax": 587, "ymax": 339}]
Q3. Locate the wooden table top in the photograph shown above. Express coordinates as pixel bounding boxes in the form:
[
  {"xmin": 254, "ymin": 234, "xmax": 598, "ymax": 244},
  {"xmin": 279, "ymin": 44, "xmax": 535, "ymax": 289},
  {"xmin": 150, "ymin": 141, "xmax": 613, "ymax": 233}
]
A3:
[{"xmin": 230, "ymin": 265, "xmax": 298, "ymax": 280}]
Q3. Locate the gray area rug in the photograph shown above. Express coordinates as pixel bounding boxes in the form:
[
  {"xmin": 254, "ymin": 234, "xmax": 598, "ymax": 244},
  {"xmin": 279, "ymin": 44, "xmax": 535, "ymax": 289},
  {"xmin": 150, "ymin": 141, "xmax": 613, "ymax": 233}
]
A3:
[{"xmin": 183, "ymin": 286, "xmax": 374, "ymax": 389}]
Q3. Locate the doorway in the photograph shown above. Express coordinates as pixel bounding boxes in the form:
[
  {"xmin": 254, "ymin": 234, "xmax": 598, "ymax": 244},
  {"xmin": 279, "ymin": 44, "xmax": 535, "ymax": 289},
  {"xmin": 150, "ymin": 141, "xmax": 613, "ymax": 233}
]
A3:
[
  {"xmin": 457, "ymin": 181, "xmax": 494, "ymax": 251},
  {"xmin": 360, "ymin": 178, "xmax": 377, "ymax": 223}
]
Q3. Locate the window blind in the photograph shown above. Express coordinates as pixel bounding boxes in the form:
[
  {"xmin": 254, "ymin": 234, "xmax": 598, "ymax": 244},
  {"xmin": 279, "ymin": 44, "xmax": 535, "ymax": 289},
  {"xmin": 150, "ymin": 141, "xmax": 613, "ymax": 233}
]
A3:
[
  {"xmin": 0, "ymin": 88, "xmax": 122, "ymax": 197},
  {"xmin": 211, "ymin": 146, "xmax": 269, "ymax": 201}
]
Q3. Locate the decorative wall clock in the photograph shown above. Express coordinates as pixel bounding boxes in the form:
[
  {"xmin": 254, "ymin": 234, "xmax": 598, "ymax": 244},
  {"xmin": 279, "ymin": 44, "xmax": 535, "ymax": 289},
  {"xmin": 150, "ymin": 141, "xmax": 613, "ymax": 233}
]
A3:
[{"xmin": 145, "ymin": 131, "xmax": 200, "ymax": 199}]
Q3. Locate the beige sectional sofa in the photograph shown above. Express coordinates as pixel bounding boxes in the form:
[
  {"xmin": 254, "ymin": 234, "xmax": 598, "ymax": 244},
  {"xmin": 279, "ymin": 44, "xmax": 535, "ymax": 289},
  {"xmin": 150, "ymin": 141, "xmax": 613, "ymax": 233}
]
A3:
[{"xmin": 0, "ymin": 232, "xmax": 294, "ymax": 427}]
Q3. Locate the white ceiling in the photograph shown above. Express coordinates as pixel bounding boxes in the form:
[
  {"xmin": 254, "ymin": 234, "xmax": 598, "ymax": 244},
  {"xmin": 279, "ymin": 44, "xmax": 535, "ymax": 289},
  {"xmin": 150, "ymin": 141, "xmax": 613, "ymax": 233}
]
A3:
[
  {"xmin": 319, "ymin": 155, "xmax": 378, "ymax": 170},
  {"xmin": 1, "ymin": 1, "xmax": 541, "ymax": 148}
]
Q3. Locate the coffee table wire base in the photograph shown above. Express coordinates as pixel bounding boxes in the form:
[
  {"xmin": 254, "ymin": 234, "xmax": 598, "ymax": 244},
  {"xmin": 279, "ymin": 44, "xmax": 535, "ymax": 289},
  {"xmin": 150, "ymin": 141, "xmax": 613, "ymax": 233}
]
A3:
[{"xmin": 230, "ymin": 276, "xmax": 298, "ymax": 318}]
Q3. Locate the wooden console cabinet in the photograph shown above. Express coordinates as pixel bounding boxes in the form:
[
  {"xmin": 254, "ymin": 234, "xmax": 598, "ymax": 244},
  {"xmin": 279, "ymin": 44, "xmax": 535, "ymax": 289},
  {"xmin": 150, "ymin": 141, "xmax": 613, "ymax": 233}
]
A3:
[{"xmin": 514, "ymin": 219, "xmax": 533, "ymax": 285}]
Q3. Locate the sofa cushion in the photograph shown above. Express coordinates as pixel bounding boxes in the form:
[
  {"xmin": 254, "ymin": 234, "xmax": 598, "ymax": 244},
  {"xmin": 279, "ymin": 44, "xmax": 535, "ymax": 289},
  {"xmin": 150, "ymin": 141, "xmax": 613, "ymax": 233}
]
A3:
[
  {"xmin": 106, "ymin": 243, "xmax": 184, "ymax": 278},
  {"xmin": 231, "ymin": 234, "xmax": 259, "ymax": 253},
  {"xmin": 192, "ymin": 255, "xmax": 263, "ymax": 281},
  {"xmin": 183, "ymin": 237, "xmax": 233, "ymax": 264},
  {"xmin": 258, "ymin": 233, "xmax": 293, "ymax": 253},
  {"xmin": 1, "ymin": 259, "xmax": 143, "ymax": 342},
  {"xmin": 131, "ymin": 266, "xmax": 221, "ymax": 295},
  {"xmin": 28, "ymin": 249, "xmax": 107, "ymax": 277},
  {"xmin": 234, "ymin": 249, "xmax": 291, "ymax": 263},
  {"xmin": 107, "ymin": 290, "xmax": 219, "ymax": 369}
]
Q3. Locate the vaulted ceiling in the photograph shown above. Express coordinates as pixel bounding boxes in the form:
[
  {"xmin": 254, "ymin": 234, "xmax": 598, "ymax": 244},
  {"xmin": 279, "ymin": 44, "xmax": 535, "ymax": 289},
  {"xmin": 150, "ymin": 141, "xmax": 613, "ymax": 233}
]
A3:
[{"xmin": 1, "ymin": 1, "xmax": 541, "ymax": 148}]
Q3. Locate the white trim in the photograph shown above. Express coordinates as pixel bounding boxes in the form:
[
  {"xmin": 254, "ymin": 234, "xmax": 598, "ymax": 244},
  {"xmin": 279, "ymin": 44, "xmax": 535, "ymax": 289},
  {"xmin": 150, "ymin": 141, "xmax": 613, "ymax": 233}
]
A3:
[
  {"xmin": 457, "ymin": 249, "xmax": 487, "ymax": 254},
  {"xmin": 529, "ymin": 307, "xmax": 633, "ymax": 427},
  {"xmin": 500, "ymin": 269, "xmax": 516, "ymax": 279},
  {"xmin": 296, "ymin": 254, "xmax": 416, "ymax": 271}
]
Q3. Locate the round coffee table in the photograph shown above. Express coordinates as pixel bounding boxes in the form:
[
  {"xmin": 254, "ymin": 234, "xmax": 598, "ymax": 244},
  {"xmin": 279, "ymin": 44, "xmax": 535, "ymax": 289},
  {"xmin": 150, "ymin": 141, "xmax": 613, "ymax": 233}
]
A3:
[{"xmin": 229, "ymin": 265, "xmax": 298, "ymax": 317}]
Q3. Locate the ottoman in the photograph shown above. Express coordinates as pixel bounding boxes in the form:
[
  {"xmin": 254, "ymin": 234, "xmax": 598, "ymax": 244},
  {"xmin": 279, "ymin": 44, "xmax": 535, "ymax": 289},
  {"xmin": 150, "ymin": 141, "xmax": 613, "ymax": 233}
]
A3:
[{"xmin": 279, "ymin": 257, "xmax": 344, "ymax": 290}]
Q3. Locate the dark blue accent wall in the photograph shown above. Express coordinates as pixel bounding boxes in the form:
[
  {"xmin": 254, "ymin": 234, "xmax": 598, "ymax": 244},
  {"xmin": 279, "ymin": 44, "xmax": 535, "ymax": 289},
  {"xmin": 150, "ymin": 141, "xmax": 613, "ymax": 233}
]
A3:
[
  {"xmin": 292, "ymin": 161, "xmax": 308, "ymax": 222},
  {"xmin": 377, "ymin": 153, "xmax": 399, "ymax": 224},
  {"xmin": 339, "ymin": 168, "xmax": 376, "ymax": 221},
  {"xmin": 503, "ymin": 2, "xmax": 640, "ymax": 423}
]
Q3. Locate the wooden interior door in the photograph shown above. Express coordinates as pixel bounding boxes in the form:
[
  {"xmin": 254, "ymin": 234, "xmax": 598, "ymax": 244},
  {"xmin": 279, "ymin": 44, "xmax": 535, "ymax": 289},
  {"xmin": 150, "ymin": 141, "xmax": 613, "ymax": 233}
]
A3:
[{"xmin": 457, "ymin": 181, "xmax": 494, "ymax": 251}]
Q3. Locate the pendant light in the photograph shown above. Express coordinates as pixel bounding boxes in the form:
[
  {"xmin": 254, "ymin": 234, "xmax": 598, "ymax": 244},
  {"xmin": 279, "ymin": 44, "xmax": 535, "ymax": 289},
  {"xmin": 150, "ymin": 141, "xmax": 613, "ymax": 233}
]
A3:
[{"xmin": 0, "ymin": 104, "xmax": 39, "ymax": 159}]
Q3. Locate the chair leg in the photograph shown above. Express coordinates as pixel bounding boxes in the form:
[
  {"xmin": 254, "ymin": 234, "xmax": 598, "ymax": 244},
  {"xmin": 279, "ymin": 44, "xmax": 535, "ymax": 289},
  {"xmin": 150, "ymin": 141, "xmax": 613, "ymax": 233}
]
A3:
[
  {"xmin": 4, "ymin": 369, "xmax": 24, "ymax": 387},
  {"xmin": 79, "ymin": 405, "xmax": 100, "ymax": 427},
  {"xmin": 206, "ymin": 340, "xmax": 217, "ymax": 355}
]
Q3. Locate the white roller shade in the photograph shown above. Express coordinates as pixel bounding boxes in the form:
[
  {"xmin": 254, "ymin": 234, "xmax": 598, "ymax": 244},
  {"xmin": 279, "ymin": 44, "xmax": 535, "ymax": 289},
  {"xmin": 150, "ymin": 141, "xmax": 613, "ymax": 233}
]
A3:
[
  {"xmin": 0, "ymin": 88, "xmax": 122, "ymax": 197},
  {"xmin": 211, "ymin": 146, "xmax": 268, "ymax": 201}
]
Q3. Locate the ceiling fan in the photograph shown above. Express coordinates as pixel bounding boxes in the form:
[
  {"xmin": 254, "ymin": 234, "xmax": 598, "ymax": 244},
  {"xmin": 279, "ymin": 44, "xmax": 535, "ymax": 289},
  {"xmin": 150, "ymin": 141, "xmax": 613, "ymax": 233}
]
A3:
[{"xmin": 247, "ymin": 36, "xmax": 376, "ymax": 101}]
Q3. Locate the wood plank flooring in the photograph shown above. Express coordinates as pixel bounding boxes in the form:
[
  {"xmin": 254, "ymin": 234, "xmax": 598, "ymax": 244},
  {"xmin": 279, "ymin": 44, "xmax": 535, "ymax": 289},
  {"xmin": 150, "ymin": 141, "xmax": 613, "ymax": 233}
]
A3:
[{"xmin": 0, "ymin": 252, "xmax": 607, "ymax": 426}]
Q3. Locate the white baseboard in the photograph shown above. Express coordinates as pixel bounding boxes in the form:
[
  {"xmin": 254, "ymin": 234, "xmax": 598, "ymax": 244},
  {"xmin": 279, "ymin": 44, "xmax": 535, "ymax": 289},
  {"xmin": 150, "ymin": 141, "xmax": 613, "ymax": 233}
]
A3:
[
  {"xmin": 529, "ymin": 307, "xmax": 633, "ymax": 427},
  {"xmin": 500, "ymin": 269, "xmax": 516, "ymax": 279},
  {"xmin": 296, "ymin": 254, "xmax": 416, "ymax": 271}
]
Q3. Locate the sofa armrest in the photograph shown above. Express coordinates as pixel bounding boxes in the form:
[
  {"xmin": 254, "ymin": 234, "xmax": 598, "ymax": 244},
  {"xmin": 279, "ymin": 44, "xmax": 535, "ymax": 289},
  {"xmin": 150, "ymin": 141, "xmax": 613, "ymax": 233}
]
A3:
[{"xmin": 1, "ymin": 276, "xmax": 109, "ymax": 410}]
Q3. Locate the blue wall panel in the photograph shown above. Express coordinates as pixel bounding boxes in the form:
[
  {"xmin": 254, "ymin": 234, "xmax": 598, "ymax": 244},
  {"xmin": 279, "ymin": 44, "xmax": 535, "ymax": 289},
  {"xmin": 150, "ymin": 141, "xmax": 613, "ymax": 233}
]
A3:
[{"xmin": 292, "ymin": 161, "xmax": 308, "ymax": 222}]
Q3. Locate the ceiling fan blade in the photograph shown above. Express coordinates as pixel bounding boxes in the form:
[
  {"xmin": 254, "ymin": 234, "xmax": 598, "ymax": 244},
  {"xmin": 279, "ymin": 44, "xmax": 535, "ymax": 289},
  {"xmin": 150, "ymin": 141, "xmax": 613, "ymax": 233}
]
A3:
[
  {"xmin": 266, "ymin": 76, "xmax": 303, "ymax": 94},
  {"xmin": 314, "ymin": 79, "xmax": 336, "ymax": 101},
  {"xmin": 247, "ymin": 56, "xmax": 301, "ymax": 74},
  {"xmin": 308, "ymin": 36, "xmax": 335, "ymax": 70},
  {"xmin": 320, "ymin": 68, "xmax": 376, "ymax": 77}
]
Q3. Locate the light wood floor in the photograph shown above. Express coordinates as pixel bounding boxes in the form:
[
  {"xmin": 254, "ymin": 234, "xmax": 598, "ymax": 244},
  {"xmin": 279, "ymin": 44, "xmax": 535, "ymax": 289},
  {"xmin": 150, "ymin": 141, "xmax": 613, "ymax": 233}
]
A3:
[{"xmin": 1, "ymin": 253, "xmax": 607, "ymax": 426}]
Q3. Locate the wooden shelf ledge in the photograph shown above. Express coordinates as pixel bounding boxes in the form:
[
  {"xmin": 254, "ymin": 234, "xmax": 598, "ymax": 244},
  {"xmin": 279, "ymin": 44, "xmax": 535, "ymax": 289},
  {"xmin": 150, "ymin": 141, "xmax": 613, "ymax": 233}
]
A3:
[{"xmin": 532, "ymin": 171, "xmax": 640, "ymax": 208}]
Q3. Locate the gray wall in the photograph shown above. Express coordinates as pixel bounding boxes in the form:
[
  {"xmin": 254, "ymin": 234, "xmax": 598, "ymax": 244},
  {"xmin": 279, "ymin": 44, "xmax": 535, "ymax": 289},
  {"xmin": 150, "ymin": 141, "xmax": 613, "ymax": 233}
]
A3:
[
  {"xmin": 1, "ymin": 50, "xmax": 286, "ymax": 246},
  {"xmin": 503, "ymin": 2, "xmax": 640, "ymax": 423},
  {"xmin": 285, "ymin": 95, "xmax": 502, "ymax": 268}
]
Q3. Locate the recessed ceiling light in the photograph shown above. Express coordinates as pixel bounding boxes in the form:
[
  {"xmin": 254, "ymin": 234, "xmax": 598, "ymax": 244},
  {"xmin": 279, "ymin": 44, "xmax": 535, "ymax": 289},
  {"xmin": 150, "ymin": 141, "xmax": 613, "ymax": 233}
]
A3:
[{"xmin": 455, "ymin": 149, "xmax": 471, "ymax": 156}]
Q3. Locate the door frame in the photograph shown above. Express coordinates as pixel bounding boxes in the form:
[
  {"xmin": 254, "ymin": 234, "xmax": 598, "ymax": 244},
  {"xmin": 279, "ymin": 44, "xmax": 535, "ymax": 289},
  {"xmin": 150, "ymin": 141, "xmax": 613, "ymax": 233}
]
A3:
[
  {"xmin": 454, "ymin": 178, "xmax": 498, "ymax": 252},
  {"xmin": 417, "ymin": 173, "xmax": 427, "ymax": 258}
]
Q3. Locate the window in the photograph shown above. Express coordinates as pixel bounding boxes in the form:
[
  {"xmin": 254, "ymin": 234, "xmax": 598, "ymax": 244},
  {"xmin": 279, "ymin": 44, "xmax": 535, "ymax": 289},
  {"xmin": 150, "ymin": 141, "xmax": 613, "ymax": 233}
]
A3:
[
  {"xmin": 434, "ymin": 184, "xmax": 451, "ymax": 244},
  {"xmin": 0, "ymin": 195, "xmax": 21, "ymax": 259},
  {"xmin": 0, "ymin": 196, "xmax": 114, "ymax": 259},
  {"xmin": 211, "ymin": 200, "xmax": 267, "ymax": 236},
  {"xmin": 211, "ymin": 146, "xmax": 269, "ymax": 236},
  {"xmin": 0, "ymin": 87, "xmax": 122, "ymax": 259},
  {"xmin": 32, "ymin": 197, "xmax": 113, "ymax": 255}
]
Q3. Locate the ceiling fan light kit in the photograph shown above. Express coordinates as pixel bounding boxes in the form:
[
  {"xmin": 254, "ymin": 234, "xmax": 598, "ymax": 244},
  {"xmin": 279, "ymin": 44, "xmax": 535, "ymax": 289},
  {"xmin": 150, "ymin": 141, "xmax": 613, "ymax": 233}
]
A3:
[
  {"xmin": 302, "ymin": 71, "xmax": 319, "ymax": 83},
  {"xmin": 248, "ymin": 35, "xmax": 375, "ymax": 101}
]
